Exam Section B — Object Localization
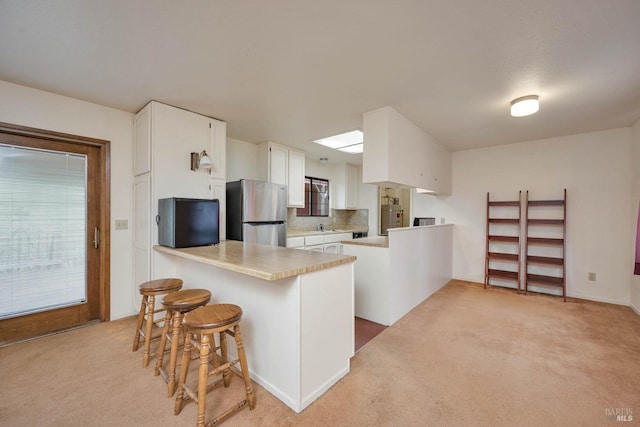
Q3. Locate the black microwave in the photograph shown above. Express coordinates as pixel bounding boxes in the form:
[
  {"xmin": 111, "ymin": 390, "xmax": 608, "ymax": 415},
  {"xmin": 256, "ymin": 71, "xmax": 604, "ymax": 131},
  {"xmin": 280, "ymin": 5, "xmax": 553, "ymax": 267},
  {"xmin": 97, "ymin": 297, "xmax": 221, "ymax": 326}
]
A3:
[
  {"xmin": 157, "ymin": 198, "xmax": 220, "ymax": 248},
  {"xmin": 413, "ymin": 217, "xmax": 436, "ymax": 226}
]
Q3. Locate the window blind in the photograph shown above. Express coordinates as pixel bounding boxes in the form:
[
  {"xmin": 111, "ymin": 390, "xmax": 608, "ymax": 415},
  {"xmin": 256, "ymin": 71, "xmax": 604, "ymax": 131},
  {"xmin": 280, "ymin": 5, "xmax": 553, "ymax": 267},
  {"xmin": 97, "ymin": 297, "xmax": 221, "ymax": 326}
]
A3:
[{"xmin": 0, "ymin": 144, "xmax": 87, "ymax": 319}]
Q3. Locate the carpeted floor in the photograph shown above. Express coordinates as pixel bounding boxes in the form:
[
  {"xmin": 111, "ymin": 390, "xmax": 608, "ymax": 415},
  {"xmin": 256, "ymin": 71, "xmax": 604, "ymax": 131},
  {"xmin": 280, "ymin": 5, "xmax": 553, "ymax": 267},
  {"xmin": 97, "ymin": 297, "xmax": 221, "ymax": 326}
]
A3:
[{"xmin": 1, "ymin": 280, "xmax": 639, "ymax": 426}]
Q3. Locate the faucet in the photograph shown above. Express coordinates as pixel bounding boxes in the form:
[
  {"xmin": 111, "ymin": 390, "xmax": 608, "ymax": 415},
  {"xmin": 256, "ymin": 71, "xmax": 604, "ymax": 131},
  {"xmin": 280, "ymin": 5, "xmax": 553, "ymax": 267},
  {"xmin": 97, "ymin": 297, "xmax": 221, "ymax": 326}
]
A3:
[{"xmin": 317, "ymin": 223, "xmax": 324, "ymax": 232}]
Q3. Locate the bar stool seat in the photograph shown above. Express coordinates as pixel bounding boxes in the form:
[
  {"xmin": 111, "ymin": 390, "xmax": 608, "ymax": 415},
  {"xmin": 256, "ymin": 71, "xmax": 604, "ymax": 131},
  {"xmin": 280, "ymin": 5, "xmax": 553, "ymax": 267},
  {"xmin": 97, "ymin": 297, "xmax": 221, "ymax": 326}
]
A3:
[
  {"xmin": 132, "ymin": 278, "xmax": 183, "ymax": 368},
  {"xmin": 174, "ymin": 304, "xmax": 256, "ymax": 427},
  {"xmin": 155, "ymin": 289, "xmax": 212, "ymax": 396}
]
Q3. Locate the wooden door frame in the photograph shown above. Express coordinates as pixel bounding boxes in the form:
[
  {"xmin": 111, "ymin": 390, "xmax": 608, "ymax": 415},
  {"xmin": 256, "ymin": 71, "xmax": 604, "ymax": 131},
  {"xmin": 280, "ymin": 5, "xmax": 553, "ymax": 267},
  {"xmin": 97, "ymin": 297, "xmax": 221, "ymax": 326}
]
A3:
[{"xmin": 0, "ymin": 122, "xmax": 111, "ymax": 323}]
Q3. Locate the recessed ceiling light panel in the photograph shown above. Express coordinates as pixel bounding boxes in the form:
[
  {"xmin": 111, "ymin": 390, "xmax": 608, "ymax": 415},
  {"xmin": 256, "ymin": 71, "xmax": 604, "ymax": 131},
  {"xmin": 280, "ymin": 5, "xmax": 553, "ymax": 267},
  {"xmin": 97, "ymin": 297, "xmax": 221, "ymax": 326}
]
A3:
[
  {"xmin": 337, "ymin": 143, "xmax": 363, "ymax": 154},
  {"xmin": 314, "ymin": 130, "xmax": 363, "ymax": 153},
  {"xmin": 510, "ymin": 95, "xmax": 539, "ymax": 117}
]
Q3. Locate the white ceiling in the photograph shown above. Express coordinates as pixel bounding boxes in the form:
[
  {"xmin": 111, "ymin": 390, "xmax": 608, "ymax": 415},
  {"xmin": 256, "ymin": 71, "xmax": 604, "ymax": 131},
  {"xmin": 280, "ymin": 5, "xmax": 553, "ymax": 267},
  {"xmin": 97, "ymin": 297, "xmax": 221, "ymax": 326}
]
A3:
[{"xmin": 1, "ymin": 1, "xmax": 640, "ymax": 164}]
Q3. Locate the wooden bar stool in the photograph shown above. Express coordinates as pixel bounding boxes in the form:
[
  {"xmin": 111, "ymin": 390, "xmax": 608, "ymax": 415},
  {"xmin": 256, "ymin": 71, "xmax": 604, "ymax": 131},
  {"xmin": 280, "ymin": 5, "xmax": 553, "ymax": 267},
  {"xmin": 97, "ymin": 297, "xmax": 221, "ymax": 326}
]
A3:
[
  {"xmin": 132, "ymin": 278, "xmax": 183, "ymax": 368},
  {"xmin": 155, "ymin": 289, "xmax": 212, "ymax": 397},
  {"xmin": 174, "ymin": 304, "xmax": 256, "ymax": 427}
]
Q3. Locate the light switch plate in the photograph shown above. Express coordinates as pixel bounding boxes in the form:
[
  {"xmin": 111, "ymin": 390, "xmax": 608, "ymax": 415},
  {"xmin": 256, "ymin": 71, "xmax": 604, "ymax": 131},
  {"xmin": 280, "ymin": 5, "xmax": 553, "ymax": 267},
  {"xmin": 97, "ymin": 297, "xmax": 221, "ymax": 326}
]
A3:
[{"xmin": 115, "ymin": 219, "xmax": 128, "ymax": 230}]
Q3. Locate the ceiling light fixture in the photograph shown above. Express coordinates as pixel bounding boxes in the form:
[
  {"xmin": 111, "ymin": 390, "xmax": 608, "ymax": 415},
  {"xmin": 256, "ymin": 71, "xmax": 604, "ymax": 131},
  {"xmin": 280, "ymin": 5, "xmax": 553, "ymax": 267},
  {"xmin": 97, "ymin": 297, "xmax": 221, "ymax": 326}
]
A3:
[
  {"xmin": 313, "ymin": 130, "xmax": 363, "ymax": 154},
  {"xmin": 510, "ymin": 95, "xmax": 539, "ymax": 117}
]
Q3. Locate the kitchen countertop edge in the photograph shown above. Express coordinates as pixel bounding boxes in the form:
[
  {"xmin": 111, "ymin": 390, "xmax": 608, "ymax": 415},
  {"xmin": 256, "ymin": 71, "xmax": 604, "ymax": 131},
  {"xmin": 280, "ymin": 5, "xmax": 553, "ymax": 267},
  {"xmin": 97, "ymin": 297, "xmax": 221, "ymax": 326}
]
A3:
[
  {"xmin": 154, "ymin": 241, "xmax": 356, "ymax": 281},
  {"xmin": 341, "ymin": 237, "xmax": 389, "ymax": 248}
]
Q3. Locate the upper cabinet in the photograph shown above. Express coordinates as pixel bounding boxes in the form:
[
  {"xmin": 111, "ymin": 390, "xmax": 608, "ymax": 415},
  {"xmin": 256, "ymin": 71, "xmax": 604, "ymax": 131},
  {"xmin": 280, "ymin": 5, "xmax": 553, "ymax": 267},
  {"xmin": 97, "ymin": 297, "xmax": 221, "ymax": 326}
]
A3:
[
  {"xmin": 332, "ymin": 163, "xmax": 358, "ymax": 210},
  {"xmin": 362, "ymin": 106, "xmax": 451, "ymax": 194},
  {"xmin": 133, "ymin": 101, "xmax": 226, "ymax": 185},
  {"xmin": 208, "ymin": 119, "xmax": 227, "ymax": 180},
  {"xmin": 258, "ymin": 141, "xmax": 305, "ymax": 208},
  {"xmin": 133, "ymin": 106, "xmax": 151, "ymax": 176},
  {"xmin": 287, "ymin": 149, "xmax": 305, "ymax": 207},
  {"xmin": 133, "ymin": 101, "xmax": 227, "ymax": 281}
]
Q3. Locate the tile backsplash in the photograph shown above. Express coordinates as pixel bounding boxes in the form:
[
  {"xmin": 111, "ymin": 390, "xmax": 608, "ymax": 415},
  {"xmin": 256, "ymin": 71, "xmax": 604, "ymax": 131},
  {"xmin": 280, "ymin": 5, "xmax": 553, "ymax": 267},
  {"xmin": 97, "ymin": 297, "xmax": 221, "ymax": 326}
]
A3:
[{"xmin": 287, "ymin": 208, "xmax": 368, "ymax": 229}]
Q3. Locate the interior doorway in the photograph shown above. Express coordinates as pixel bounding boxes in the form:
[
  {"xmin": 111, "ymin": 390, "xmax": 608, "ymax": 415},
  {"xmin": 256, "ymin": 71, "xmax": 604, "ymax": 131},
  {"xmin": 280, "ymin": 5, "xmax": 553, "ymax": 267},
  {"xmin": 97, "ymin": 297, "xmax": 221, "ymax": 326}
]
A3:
[
  {"xmin": 0, "ymin": 123, "xmax": 110, "ymax": 344},
  {"xmin": 378, "ymin": 187, "xmax": 411, "ymax": 235}
]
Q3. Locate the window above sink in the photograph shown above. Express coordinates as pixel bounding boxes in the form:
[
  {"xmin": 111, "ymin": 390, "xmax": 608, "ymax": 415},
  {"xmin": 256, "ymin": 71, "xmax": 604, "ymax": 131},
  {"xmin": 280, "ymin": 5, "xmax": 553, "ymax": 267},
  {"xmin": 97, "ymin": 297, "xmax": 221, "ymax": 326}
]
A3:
[{"xmin": 297, "ymin": 176, "xmax": 329, "ymax": 217}]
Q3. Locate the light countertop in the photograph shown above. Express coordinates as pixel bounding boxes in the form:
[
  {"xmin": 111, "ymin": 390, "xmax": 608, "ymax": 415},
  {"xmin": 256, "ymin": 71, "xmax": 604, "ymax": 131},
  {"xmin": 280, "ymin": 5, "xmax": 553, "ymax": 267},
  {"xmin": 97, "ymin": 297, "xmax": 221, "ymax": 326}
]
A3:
[
  {"xmin": 154, "ymin": 241, "xmax": 356, "ymax": 281},
  {"xmin": 341, "ymin": 236, "xmax": 389, "ymax": 248},
  {"xmin": 287, "ymin": 226, "xmax": 368, "ymax": 237}
]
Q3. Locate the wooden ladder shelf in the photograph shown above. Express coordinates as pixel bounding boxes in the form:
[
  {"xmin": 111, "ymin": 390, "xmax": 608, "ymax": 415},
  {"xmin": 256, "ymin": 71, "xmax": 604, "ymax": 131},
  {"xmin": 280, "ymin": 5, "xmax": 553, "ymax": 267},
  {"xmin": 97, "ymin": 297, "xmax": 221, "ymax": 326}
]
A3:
[
  {"xmin": 484, "ymin": 192, "xmax": 522, "ymax": 291},
  {"xmin": 524, "ymin": 189, "xmax": 567, "ymax": 301}
]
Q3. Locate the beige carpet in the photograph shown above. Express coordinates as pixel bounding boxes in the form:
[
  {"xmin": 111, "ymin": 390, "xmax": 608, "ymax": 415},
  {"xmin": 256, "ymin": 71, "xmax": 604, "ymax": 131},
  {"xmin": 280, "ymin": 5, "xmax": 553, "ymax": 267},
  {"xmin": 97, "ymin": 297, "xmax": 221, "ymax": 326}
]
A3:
[{"xmin": 1, "ymin": 280, "xmax": 639, "ymax": 426}]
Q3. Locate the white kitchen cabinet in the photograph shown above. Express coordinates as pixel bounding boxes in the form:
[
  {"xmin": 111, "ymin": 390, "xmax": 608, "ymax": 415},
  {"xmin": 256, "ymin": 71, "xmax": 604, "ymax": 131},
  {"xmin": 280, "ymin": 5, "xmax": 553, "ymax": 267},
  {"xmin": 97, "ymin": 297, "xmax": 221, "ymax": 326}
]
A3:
[
  {"xmin": 208, "ymin": 119, "xmax": 227, "ymax": 180},
  {"xmin": 323, "ymin": 242, "xmax": 342, "ymax": 254},
  {"xmin": 323, "ymin": 232, "xmax": 353, "ymax": 254},
  {"xmin": 286, "ymin": 236, "xmax": 305, "ymax": 248},
  {"xmin": 258, "ymin": 141, "xmax": 306, "ymax": 208},
  {"xmin": 362, "ymin": 106, "xmax": 451, "ymax": 194},
  {"xmin": 304, "ymin": 235, "xmax": 324, "ymax": 246},
  {"xmin": 209, "ymin": 178, "xmax": 226, "ymax": 241},
  {"xmin": 133, "ymin": 173, "xmax": 151, "ymax": 287},
  {"xmin": 332, "ymin": 163, "xmax": 358, "ymax": 209},
  {"xmin": 133, "ymin": 106, "xmax": 151, "ymax": 176},
  {"xmin": 288, "ymin": 232, "xmax": 353, "ymax": 253},
  {"xmin": 288, "ymin": 149, "xmax": 306, "ymax": 207},
  {"xmin": 133, "ymin": 101, "xmax": 226, "ymax": 284},
  {"xmin": 268, "ymin": 142, "xmax": 288, "ymax": 186},
  {"xmin": 323, "ymin": 233, "xmax": 353, "ymax": 244}
]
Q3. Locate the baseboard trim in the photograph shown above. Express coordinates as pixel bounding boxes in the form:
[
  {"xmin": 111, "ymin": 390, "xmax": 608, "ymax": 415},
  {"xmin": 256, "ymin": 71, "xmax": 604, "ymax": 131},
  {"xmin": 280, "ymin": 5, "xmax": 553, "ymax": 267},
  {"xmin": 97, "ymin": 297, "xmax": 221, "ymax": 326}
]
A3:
[
  {"xmin": 452, "ymin": 279, "xmax": 633, "ymax": 307},
  {"xmin": 567, "ymin": 293, "xmax": 629, "ymax": 306},
  {"xmin": 110, "ymin": 310, "xmax": 137, "ymax": 321}
]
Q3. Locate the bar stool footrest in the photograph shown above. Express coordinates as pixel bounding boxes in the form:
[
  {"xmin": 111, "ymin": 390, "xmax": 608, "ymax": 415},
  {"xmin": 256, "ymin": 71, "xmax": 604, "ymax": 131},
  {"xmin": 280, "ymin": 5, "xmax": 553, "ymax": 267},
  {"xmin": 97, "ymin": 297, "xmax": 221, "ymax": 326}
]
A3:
[{"xmin": 204, "ymin": 400, "xmax": 249, "ymax": 427}]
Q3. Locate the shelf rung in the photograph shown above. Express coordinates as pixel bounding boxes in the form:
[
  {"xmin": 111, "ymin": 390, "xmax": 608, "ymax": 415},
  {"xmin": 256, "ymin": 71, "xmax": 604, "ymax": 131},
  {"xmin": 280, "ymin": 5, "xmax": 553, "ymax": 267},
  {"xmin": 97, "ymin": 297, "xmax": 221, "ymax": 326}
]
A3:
[
  {"xmin": 488, "ymin": 235, "xmax": 519, "ymax": 243},
  {"xmin": 528, "ymin": 219, "xmax": 564, "ymax": 225},
  {"xmin": 488, "ymin": 252, "xmax": 519, "ymax": 261},
  {"xmin": 526, "ymin": 274, "xmax": 564, "ymax": 287},
  {"xmin": 489, "ymin": 201, "xmax": 520, "ymax": 206},
  {"xmin": 489, "ymin": 218, "xmax": 520, "ymax": 224},
  {"xmin": 527, "ymin": 237, "xmax": 563, "ymax": 245},
  {"xmin": 526, "ymin": 255, "xmax": 563, "ymax": 266},
  {"xmin": 528, "ymin": 200, "xmax": 564, "ymax": 206},
  {"xmin": 487, "ymin": 269, "xmax": 519, "ymax": 281}
]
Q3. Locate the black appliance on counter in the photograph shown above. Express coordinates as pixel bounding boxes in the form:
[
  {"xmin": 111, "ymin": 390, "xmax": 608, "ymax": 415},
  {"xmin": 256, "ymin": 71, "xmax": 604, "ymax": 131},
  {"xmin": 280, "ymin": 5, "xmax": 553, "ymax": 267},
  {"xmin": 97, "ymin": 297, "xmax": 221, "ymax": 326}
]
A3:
[
  {"xmin": 157, "ymin": 197, "xmax": 220, "ymax": 248},
  {"xmin": 352, "ymin": 231, "xmax": 368, "ymax": 239},
  {"xmin": 413, "ymin": 217, "xmax": 436, "ymax": 226}
]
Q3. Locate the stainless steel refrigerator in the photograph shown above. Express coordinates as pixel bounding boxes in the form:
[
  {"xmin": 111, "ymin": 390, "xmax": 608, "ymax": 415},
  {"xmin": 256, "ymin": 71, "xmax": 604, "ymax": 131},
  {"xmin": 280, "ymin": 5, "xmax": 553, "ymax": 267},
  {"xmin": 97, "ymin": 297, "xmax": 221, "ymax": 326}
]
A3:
[
  {"xmin": 380, "ymin": 204, "xmax": 403, "ymax": 235},
  {"xmin": 226, "ymin": 179, "xmax": 287, "ymax": 247}
]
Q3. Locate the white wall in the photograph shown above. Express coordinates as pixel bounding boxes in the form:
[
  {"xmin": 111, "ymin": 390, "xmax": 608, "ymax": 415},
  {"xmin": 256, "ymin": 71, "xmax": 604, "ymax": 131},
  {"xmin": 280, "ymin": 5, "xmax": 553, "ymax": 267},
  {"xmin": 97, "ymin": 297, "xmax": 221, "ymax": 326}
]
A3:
[
  {"xmin": 359, "ymin": 179, "xmax": 379, "ymax": 236},
  {"xmin": 413, "ymin": 128, "xmax": 633, "ymax": 305},
  {"xmin": 631, "ymin": 119, "xmax": 640, "ymax": 313},
  {"xmin": 0, "ymin": 80, "xmax": 135, "ymax": 319},
  {"xmin": 226, "ymin": 137, "xmax": 259, "ymax": 182}
]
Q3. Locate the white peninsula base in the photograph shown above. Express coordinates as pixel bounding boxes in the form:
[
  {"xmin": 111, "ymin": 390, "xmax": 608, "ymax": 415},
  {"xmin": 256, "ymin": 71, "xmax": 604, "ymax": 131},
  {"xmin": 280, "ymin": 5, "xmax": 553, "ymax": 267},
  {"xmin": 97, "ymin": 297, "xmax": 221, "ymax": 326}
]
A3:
[
  {"xmin": 155, "ymin": 243, "xmax": 355, "ymax": 413},
  {"xmin": 343, "ymin": 224, "xmax": 453, "ymax": 326}
]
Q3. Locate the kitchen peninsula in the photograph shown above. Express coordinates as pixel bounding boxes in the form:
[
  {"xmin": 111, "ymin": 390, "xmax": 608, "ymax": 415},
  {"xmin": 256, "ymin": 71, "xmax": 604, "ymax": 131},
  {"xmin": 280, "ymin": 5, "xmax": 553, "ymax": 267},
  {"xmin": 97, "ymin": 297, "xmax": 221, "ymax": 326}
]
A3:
[
  {"xmin": 154, "ymin": 241, "xmax": 355, "ymax": 413},
  {"xmin": 342, "ymin": 224, "xmax": 453, "ymax": 326}
]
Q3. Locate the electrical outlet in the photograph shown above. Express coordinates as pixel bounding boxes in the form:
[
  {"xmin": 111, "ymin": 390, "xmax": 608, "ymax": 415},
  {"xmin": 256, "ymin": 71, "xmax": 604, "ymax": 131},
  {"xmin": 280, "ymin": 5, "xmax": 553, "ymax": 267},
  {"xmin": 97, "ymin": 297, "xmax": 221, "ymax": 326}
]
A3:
[
  {"xmin": 588, "ymin": 272, "xmax": 596, "ymax": 282},
  {"xmin": 440, "ymin": 217, "xmax": 445, "ymax": 224},
  {"xmin": 115, "ymin": 219, "xmax": 128, "ymax": 230}
]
